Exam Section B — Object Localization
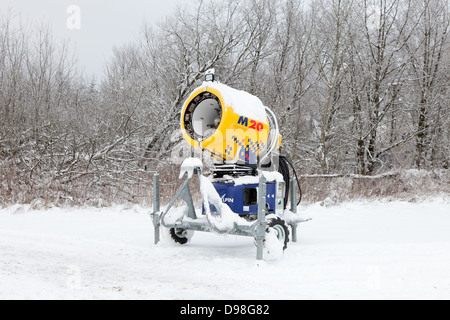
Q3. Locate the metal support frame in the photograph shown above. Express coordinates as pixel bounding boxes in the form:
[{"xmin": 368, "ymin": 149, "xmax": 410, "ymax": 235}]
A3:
[
  {"xmin": 286, "ymin": 179, "xmax": 311, "ymax": 242},
  {"xmin": 152, "ymin": 174, "xmax": 161, "ymax": 245},
  {"xmin": 151, "ymin": 166, "xmax": 311, "ymax": 260},
  {"xmin": 255, "ymin": 176, "xmax": 267, "ymax": 260},
  {"xmin": 151, "ymin": 166, "xmax": 270, "ymax": 259},
  {"xmin": 152, "ymin": 169, "xmax": 200, "ymax": 245},
  {"xmin": 162, "ymin": 173, "xmax": 198, "ymax": 221},
  {"xmin": 290, "ymin": 179, "xmax": 298, "ymax": 243}
]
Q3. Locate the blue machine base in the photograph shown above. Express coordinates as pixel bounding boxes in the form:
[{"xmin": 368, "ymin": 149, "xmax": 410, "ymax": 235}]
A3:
[{"xmin": 203, "ymin": 182, "xmax": 279, "ymax": 215}]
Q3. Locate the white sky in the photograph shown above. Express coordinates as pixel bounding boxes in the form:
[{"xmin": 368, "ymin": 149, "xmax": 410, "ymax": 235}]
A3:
[{"xmin": 0, "ymin": 0, "xmax": 194, "ymax": 78}]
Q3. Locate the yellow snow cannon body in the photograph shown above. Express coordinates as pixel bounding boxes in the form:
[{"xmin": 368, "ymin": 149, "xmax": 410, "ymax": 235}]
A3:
[{"xmin": 181, "ymin": 80, "xmax": 281, "ymax": 165}]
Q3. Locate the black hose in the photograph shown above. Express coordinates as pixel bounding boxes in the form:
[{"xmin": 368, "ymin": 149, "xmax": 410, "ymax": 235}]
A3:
[
  {"xmin": 278, "ymin": 156, "xmax": 291, "ymax": 209},
  {"xmin": 279, "ymin": 155, "xmax": 303, "ymax": 206}
]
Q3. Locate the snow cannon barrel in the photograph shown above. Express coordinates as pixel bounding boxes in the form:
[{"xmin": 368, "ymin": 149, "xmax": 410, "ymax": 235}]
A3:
[{"xmin": 181, "ymin": 81, "xmax": 281, "ymax": 165}]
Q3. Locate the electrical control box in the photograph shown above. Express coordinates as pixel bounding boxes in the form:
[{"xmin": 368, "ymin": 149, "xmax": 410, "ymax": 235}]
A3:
[
  {"xmin": 203, "ymin": 181, "xmax": 285, "ymax": 217},
  {"xmin": 275, "ymin": 180, "xmax": 285, "ymax": 217}
]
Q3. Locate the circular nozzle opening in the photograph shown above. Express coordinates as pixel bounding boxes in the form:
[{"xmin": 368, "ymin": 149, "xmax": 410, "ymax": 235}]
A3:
[{"xmin": 183, "ymin": 92, "xmax": 222, "ymax": 141}]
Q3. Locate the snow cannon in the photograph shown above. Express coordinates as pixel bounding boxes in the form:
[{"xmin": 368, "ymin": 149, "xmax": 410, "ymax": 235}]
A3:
[
  {"xmin": 181, "ymin": 71, "xmax": 281, "ymax": 165},
  {"xmin": 151, "ymin": 70, "xmax": 308, "ymax": 261}
]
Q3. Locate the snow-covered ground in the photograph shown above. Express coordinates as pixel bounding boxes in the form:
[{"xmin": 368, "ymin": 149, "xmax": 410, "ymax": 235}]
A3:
[{"xmin": 1, "ymin": 198, "xmax": 449, "ymax": 300}]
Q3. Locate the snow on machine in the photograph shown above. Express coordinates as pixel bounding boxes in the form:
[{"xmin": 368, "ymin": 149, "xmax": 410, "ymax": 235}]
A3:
[{"xmin": 151, "ymin": 69, "xmax": 308, "ymax": 260}]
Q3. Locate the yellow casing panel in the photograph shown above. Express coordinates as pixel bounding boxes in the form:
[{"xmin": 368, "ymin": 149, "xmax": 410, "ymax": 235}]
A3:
[{"xmin": 181, "ymin": 86, "xmax": 273, "ymax": 164}]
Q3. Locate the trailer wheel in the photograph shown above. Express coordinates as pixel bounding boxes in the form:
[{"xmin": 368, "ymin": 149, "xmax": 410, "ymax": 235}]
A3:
[
  {"xmin": 266, "ymin": 216, "xmax": 289, "ymax": 251},
  {"xmin": 169, "ymin": 228, "xmax": 194, "ymax": 245}
]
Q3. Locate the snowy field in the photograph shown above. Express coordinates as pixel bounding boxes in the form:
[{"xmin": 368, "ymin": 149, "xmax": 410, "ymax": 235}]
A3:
[{"xmin": 1, "ymin": 198, "xmax": 449, "ymax": 300}]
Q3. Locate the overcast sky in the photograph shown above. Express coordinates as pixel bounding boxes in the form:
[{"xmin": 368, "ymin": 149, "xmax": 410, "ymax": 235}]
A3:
[{"xmin": 0, "ymin": 0, "xmax": 194, "ymax": 77}]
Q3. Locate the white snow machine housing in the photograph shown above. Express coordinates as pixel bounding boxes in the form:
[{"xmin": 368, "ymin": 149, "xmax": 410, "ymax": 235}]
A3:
[{"xmin": 151, "ymin": 70, "xmax": 308, "ymax": 260}]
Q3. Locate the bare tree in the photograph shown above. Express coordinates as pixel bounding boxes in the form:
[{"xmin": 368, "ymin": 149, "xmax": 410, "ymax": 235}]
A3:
[
  {"xmin": 404, "ymin": 0, "xmax": 449, "ymax": 169},
  {"xmin": 345, "ymin": 0, "xmax": 417, "ymax": 174},
  {"xmin": 266, "ymin": 0, "xmax": 317, "ymax": 171},
  {"xmin": 309, "ymin": 0, "xmax": 354, "ymax": 173}
]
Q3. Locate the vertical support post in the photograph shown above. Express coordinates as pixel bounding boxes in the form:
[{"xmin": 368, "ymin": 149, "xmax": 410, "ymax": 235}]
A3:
[
  {"xmin": 256, "ymin": 176, "xmax": 267, "ymax": 260},
  {"xmin": 290, "ymin": 179, "xmax": 298, "ymax": 243},
  {"xmin": 152, "ymin": 173, "xmax": 161, "ymax": 245}
]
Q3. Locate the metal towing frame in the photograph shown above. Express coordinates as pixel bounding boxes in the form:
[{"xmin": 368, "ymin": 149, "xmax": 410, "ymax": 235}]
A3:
[{"xmin": 151, "ymin": 164, "xmax": 305, "ymax": 260}]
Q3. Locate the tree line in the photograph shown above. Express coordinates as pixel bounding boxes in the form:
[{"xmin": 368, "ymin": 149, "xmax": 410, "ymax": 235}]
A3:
[{"xmin": 1, "ymin": 0, "xmax": 449, "ymax": 206}]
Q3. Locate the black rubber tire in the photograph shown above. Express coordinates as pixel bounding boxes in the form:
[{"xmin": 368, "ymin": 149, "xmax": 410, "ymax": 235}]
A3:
[
  {"xmin": 266, "ymin": 217, "xmax": 290, "ymax": 251},
  {"xmin": 169, "ymin": 228, "xmax": 191, "ymax": 245}
]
